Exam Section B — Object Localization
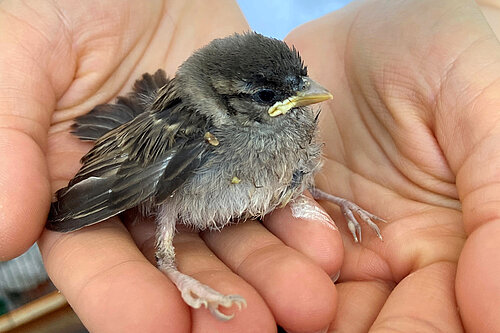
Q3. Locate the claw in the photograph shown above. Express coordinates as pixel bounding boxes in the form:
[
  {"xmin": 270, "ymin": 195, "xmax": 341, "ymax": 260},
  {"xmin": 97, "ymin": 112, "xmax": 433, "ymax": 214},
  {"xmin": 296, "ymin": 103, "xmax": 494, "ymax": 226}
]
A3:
[
  {"xmin": 310, "ymin": 188, "xmax": 387, "ymax": 242},
  {"xmin": 157, "ymin": 226, "xmax": 248, "ymax": 321},
  {"xmin": 358, "ymin": 211, "xmax": 383, "ymax": 240},
  {"xmin": 347, "ymin": 221, "xmax": 358, "ymax": 242},
  {"xmin": 362, "ymin": 209, "xmax": 388, "ymax": 224},
  {"xmin": 206, "ymin": 295, "xmax": 246, "ymax": 321},
  {"xmin": 345, "ymin": 208, "xmax": 361, "ymax": 242},
  {"xmin": 210, "ymin": 307, "xmax": 235, "ymax": 321},
  {"xmin": 235, "ymin": 297, "xmax": 247, "ymax": 310},
  {"xmin": 163, "ymin": 267, "xmax": 247, "ymax": 320},
  {"xmin": 182, "ymin": 291, "xmax": 206, "ymax": 309}
]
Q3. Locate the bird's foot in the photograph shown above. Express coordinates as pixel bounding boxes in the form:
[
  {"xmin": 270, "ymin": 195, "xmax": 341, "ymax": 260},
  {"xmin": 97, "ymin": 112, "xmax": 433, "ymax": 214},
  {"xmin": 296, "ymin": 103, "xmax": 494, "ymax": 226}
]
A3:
[
  {"xmin": 180, "ymin": 278, "xmax": 246, "ymax": 320},
  {"xmin": 310, "ymin": 188, "xmax": 387, "ymax": 242},
  {"xmin": 161, "ymin": 266, "xmax": 246, "ymax": 320}
]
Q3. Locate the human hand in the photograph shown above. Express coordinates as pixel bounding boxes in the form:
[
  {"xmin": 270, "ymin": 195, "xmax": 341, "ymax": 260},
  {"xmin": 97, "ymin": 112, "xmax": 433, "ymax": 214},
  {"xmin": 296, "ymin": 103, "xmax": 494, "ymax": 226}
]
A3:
[
  {"xmin": 0, "ymin": 1, "xmax": 342, "ymax": 332},
  {"xmin": 286, "ymin": 0, "xmax": 500, "ymax": 331}
]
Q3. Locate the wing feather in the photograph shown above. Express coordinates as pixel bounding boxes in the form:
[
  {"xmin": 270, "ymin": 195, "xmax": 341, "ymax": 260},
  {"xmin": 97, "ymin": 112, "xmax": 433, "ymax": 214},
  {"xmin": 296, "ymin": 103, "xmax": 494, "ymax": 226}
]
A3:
[
  {"xmin": 71, "ymin": 70, "xmax": 170, "ymax": 141},
  {"xmin": 47, "ymin": 94, "xmax": 210, "ymax": 232}
]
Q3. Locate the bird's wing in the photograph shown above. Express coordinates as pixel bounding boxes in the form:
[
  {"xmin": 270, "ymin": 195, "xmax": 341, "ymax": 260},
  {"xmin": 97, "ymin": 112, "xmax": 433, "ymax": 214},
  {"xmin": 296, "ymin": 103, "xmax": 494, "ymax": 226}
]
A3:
[
  {"xmin": 71, "ymin": 69, "xmax": 170, "ymax": 141},
  {"xmin": 47, "ymin": 104, "xmax": 209, "ymax": 232}
]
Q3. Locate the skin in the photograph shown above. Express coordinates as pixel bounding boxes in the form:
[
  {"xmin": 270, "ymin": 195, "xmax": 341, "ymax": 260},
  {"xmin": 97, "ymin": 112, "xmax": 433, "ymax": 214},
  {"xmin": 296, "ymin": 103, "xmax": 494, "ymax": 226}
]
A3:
[
  {"xmin": 0, "ymin": 0, "xmax": 499, "ymax": 332},
  {"xmin": 285, "ymin": 0, "xmax": 500, "ymax": 331}
]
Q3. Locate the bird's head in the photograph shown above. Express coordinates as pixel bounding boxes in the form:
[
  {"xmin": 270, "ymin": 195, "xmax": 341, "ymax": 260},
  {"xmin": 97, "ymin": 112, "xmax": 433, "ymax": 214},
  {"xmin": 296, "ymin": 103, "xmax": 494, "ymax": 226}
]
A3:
[{"xmin": 175, "ymin": 32, "xmax": 332, "ymax": 126}]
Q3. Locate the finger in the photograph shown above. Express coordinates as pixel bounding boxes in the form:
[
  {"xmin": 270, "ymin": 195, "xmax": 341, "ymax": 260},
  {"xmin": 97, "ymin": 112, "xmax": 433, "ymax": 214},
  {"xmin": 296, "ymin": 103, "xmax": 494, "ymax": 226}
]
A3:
[
  {"xmin": 202, "ymin": 220, "xmax": 337, "ymax": 333},
  {"xmin": 125, "ymin": 218, "xmax": 276, "ymax": 332},
  {"xmin": 263, "ymin": 194, "xmax": 343, "ymax": 277},
  {"xmin": 331, "ymin": 281, "xmax": 392, "ymax": 333},
  {"xmin": 0, "ymin": 130, "xmax": 51, "ymax": 259},
  {"xmin": 453, "ymin": 74, "xmax": 500, "ymax": 333},
  {"xmin": 456, "ymin": 222, "xmax": 500, "ymax": 332},
  {"xmin": 423, "ymin": 2, "xmax": 500, "ymax": 331},
  {"xmin": 372, "ymin": 262, "xmax": 461, "ymax": 332},
  {"xmin": 456, "ymin": 10, "xmax": 500, "ymax": 324},
  {"xmin": 0, "ymin": 1, "xmax": 75, "ymax": 259},
  {"xmin": 122, "ymin": 213, "xmax": 157, "ymax": 264},
  {"xmin": 38, "ymin": 219, "xmax": 191, "ymax": 332}
]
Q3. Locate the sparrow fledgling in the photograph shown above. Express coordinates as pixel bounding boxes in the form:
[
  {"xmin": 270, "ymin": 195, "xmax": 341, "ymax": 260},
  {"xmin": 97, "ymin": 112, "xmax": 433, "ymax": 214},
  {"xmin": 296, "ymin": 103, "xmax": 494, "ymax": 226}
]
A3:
[{"xmin": 47, "ymin": 32, "xmax": 385, "ymax": 320}]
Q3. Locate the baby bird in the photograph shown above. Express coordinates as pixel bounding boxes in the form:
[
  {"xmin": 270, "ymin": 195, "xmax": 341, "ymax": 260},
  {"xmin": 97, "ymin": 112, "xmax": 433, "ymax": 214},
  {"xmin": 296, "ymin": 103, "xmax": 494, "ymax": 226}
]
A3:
[{"xmin": 48, "ymin": 32, "xmax": 384, "ymax": 320}]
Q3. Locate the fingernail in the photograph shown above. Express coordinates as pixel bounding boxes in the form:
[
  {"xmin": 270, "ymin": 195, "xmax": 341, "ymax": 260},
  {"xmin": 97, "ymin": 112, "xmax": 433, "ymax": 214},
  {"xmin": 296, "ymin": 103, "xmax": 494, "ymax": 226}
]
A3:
[
  {"xmin": 286, "ymin": 327, "xmax": 329, "ymax": 333},
  {"xmin": 331, "ymin": 270, "xmax": 340, "ymax": 283}
]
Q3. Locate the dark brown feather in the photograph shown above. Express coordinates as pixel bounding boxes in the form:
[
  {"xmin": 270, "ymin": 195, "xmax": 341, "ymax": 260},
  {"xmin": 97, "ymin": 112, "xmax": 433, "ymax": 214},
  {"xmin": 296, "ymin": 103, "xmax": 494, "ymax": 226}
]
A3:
[
  {"xmin": 71, "ymin": 70, "xmax": 170, "ymax": 141},
  {"xmin": 47, "ymin": 76, "xmax": 212, "ymax": 232}
]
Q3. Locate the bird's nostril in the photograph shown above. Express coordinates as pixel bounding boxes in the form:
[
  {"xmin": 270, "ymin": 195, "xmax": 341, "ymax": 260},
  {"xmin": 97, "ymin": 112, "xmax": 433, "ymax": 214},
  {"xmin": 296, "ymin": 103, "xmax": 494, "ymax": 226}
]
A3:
[{"xmin": 300, "ymin": 77, "xmax": 311, "ymax": 91}]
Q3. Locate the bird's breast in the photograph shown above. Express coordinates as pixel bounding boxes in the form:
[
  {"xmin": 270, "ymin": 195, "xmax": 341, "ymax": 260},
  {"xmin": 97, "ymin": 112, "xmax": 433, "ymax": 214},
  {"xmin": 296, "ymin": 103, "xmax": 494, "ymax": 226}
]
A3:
[{"xmin": 160, "ymin": 116, "xmax": 322, "ymax": 231}]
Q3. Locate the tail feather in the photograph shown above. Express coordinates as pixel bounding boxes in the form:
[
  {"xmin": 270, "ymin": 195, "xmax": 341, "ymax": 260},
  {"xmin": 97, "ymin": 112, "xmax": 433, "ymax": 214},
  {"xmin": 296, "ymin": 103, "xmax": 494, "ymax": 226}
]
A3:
[{"xmin": 71, "ymin": 69, "xmax": 170, "ymax": 141}]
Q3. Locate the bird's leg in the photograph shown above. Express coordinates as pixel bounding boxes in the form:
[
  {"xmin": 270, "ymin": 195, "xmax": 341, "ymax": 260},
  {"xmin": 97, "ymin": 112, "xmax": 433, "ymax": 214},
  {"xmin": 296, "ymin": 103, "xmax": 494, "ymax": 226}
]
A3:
[
  {"xmin": 308, "ymin": 188, "xmax": 387, "ymax": 242},
  {"xmin": 155, "ymin": 215, "xmax": 246, "ymax": 321}
]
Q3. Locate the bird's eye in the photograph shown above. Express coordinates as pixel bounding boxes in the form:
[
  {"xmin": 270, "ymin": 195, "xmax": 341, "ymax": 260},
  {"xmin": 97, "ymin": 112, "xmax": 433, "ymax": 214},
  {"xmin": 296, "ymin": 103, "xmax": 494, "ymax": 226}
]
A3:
[{"xmin": 254, "ymin": 89, "xmax": 277, "ymax": 104}]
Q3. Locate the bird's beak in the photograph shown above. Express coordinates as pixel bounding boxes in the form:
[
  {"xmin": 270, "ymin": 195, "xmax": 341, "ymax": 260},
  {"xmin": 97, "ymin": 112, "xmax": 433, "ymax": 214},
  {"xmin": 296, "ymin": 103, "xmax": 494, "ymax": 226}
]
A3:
[{"xmin": 268, "ymin": 77, "xmax": 333, "ymax": 117}]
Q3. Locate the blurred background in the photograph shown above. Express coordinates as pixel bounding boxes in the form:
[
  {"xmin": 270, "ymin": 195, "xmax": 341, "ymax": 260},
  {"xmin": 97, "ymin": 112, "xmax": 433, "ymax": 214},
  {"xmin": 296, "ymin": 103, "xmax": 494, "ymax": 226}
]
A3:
[
  {"xmin": 0, "ymin": 1, "xmax": 352, "ymax": 332},
  {"xmin": 237, "ymin": 0, "xmax": 351, "ymax": 39}
]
